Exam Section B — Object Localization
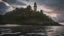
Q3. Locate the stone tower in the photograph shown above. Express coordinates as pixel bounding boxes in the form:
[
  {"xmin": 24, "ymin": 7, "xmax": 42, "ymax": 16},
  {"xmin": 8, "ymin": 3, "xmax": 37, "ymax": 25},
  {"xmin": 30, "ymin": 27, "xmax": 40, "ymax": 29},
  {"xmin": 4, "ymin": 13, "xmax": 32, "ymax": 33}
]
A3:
[{"xmin": 34, "ymin": 2, "xmax": 37, "ymax": 11}]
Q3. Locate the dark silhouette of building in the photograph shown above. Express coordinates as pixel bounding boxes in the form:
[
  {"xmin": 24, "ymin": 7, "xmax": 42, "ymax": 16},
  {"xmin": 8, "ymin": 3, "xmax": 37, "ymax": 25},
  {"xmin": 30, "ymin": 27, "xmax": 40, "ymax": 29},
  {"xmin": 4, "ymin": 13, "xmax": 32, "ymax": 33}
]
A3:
[{"xmin": 34, "ymin": 2, "xmax": 37, "ymax": 11}]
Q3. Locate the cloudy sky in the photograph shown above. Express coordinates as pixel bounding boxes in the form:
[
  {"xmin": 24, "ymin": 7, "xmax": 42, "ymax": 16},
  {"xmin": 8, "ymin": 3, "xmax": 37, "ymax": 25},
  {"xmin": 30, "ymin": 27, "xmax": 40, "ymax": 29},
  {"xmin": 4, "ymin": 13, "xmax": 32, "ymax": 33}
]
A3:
[{"xmin": 0, "ymin": 0, "xmax": 63, "ymax": 24}]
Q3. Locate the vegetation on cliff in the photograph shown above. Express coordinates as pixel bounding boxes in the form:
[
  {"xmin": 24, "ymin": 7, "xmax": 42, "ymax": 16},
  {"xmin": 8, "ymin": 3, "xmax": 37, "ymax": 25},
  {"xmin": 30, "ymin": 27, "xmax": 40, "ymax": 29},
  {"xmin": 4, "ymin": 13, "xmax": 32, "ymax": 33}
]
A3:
[{"xmin": 0, "ymin": 2, "xmax": 61, "ymax": 25}]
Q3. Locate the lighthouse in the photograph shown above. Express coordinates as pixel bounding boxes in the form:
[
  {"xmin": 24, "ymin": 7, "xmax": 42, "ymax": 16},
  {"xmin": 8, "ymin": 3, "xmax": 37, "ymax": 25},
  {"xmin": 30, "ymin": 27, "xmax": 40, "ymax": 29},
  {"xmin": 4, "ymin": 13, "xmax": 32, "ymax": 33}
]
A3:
[{"xmin": 34, "ymin": 2, "xmax": 37, "ymax": 11}]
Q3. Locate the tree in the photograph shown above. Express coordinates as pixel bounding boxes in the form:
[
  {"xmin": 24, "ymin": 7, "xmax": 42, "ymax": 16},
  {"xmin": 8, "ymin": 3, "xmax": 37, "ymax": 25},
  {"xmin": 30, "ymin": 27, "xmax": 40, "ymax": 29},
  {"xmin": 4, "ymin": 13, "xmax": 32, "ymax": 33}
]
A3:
[
  {"xmin": 1, "ymin": 2, "xmax": 61, "ymax": 26},
  {"xmin": 40, "ymin": 10, "xmax": 43, "ymax": 14},
  {"xmin": 26, "ymin": 5, "xmax": 32, "ymax": 11}
]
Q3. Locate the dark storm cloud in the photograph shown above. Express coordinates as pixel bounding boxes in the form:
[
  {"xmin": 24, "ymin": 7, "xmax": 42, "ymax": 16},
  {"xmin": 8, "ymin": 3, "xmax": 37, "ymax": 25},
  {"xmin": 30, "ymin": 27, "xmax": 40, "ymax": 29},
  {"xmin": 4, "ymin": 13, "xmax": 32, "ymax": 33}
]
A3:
[
  {"xmin": 0, "ymin": 0, "xmax": 64, "ymax": 22},
  {"xmin": 0, "ymin": 0, "xmax": 26, "ymax": 15},
  {"xmin": 29, "ymin": 0, "xmax": 60, "ymax": 4},
  {"xmin": 0, "ymin": 2, "xmax": 8, "ymax": 15},
  {"xmin": 24, "ymin": 0, "xmax": 29, "ymax": 1},
  {"xmin": 3, "ymin": 0, "xmax": 26, "ymax": 5},
  {"xmin": 30, "ymin": 0, "xmax": 64, "ymax": 22},
  {"xmin": 33, "ymin": 0, "xmax": 60, "ymax": 10},
  {"xmin": 28, "ymin": 0, "xmax": 60, "ymax": 12}
]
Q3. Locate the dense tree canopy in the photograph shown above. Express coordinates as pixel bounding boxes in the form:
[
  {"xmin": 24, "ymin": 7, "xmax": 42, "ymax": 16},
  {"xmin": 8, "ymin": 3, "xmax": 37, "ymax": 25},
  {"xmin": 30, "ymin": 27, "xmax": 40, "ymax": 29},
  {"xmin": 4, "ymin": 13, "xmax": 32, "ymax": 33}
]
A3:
[{"xmin": 0, "ymin": 3, "xmax": 61, "ymax": 26}]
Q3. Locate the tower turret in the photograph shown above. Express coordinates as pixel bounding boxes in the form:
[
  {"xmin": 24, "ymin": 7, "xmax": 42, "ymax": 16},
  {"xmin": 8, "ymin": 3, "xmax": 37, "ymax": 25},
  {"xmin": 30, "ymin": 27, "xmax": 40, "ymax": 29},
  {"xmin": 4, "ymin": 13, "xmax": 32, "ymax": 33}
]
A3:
[{"xmin": 34, "ymin": 2, "xmax": 37, "ymax": 11}]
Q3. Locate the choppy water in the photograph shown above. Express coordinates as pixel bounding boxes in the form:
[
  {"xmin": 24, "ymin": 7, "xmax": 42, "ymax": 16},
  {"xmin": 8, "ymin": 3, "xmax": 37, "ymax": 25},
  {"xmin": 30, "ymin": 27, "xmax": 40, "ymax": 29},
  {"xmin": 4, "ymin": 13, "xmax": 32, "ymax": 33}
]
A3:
[
  {"xmin": 46, "ymin": 26, "xmax": 64, "ymax": 36},
  {"xmin": 0, "ymin": 25, "xmax": 64, "ymax": 36}
]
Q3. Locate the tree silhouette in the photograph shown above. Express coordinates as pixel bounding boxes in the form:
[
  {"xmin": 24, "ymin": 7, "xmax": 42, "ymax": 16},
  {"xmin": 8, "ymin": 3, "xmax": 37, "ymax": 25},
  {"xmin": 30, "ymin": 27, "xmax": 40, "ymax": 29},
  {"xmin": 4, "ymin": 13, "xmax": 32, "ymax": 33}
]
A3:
[
  {"xmin": 40, "ymin": 10, "xmax": 43, "ymax": 14},
  {"xmin": 0, "ymin": 2, "xmax": 61, "ymax": 26},
  {"xmin": 26, "ymin": 5, "xmax": 32, "ymax": 11}
]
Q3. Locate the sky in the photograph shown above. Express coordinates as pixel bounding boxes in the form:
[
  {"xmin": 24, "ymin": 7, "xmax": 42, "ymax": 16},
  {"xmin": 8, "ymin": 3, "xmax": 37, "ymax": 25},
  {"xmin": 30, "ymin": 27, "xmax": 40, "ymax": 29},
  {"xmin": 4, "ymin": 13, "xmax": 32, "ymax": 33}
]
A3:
[{"xmin": 0, "ymin": 0, "xmax": 63, "ymax": 24}]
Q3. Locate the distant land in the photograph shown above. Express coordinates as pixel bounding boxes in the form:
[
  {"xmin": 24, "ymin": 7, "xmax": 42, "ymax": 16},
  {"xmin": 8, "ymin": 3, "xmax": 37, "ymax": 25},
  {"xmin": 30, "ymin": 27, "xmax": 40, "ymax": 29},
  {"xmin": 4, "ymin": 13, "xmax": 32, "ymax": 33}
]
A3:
[{"xmin": 0, "ymin": 2, "xmax": 61, "ymax": 26}]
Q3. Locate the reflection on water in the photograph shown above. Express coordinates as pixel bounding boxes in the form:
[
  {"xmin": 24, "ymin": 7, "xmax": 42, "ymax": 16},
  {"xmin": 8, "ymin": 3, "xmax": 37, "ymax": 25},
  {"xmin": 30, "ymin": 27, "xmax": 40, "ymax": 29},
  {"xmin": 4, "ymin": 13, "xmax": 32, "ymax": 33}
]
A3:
[
  {"xmin": 0, "ymin": 24, "xmax": 21, "ymax": 27},
  {"xmin": 47, "ymin": 26, "xmax": 64, "ymax": 36},
  {"xmin": 0, "ymin": 25, "xmax": 64, "ymax": 36}
]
